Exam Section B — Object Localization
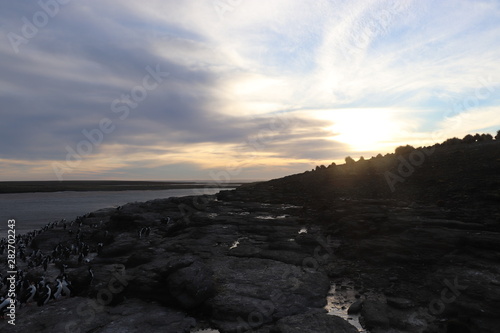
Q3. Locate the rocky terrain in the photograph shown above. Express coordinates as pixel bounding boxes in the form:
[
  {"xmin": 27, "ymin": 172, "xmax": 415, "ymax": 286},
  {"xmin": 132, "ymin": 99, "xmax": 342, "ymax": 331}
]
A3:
[
  {"xmin": 1, "ymin": 196, "xmax": 359, "ymax": 333},
  {"xmin": 2, "ymin": 139, "xmax": 500, "ymax": 332}
]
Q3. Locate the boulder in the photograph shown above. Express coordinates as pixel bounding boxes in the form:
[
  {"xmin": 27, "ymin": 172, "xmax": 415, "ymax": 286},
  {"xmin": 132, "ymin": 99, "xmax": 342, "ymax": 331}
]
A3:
[
  {"xmin": 347, "ymin": 299, "xmax": 364, "ymax": 314},
  {"xmin": 167, "ymin": 260, "xmax": 215, "ymax": 309},
  {"xmin": 361, "ymin": 298, "xmax": 389, "ymax": 329}
]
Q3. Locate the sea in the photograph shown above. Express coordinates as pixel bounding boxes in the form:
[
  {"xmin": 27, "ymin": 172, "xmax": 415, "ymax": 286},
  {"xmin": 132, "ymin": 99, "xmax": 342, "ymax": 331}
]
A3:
[{"xmin": 0, "ymin": 187, "xmax": 231, "ymax": 236}]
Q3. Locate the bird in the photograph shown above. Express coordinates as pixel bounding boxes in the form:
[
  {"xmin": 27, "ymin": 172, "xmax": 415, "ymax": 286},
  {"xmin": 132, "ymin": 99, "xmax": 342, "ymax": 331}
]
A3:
[
  {"xmin": 52, "ymin": 279, "xmax": 63, "ymax": 300},
  {"xmin": 0, "ymin": 297, "xmax": 12, "ymax": 317},
  {"xmin": 37, "ymin": 285, "xmax": 52, "ymax": 306},
  {"xmin": 59, "ymin": 263, "xmax": 68, "ymax": 275},
  {"xmin": 97, "ymin": 243, "xmax": 104, "ymax": 256},
  {"xmin": 71, "ymin": 267, "xmax": 94, "ymax": 296},
  {"xmin": 42, "ymin": 257, "xmax": 49, "ymax": 271},
  {"xmin": 85, "ymin": 267, "xmax": 94, "ymax": 289},
  {"xmin": 20, "ymin": 282, "xmax": 37, "ymax": 306},
  {"xmin": 38, "ymin": 276, "xmax": 46, "ymax": 289},
  {"xmin": 82, "ymin": 245, "xmax": 90, "ymax": 257},
  {"xmin": 61, "ymin": 277, "xmax": 72, "ymax": 298}
]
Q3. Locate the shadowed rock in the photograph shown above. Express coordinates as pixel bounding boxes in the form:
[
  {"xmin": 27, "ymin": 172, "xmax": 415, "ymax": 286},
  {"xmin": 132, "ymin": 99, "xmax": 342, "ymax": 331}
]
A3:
[{"xmin": 274, "ymin": 311, "xmax": 359, "ymax": 333}]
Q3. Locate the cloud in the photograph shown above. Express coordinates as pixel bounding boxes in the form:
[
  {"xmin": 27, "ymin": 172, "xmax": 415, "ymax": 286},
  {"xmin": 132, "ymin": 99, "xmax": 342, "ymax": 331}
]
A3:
[{"xmin": 0, "ymin": 0, "xmax": 499, "ymax": 180}]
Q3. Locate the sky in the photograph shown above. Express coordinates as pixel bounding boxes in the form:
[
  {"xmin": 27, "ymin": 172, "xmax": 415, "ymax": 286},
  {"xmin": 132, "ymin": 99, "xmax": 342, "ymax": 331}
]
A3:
[{"xmin": 0, "ymin": 0, "xmax": 499, "ymax": 181}]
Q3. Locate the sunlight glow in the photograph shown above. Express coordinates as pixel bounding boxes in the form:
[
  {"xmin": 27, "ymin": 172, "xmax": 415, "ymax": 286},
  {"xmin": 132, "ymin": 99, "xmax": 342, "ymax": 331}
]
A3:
[{"xmin": 320, "ymin": 109, "xmax": 402, "ymax": 152}]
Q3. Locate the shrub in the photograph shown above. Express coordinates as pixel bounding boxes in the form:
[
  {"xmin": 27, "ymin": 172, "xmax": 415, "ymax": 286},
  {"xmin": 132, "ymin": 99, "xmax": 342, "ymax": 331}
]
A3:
[
  {"xmin": 395, "ymin": 145, "xmax": 415, "ymax": 155},
  {"xmin": 345, "ymin": 156, "xmax": 355, "ymax": 165},
  {"xmin": 496, "ymin": 130, "xmax": 500, "ymax": 140},
  {"xmin": 482, "ymin": 133, "xmax": 493, "ymax": 141},
  {"xmin": 442, "ymin": 137, "xmax": 462, "ymax": 145},
  {"xmin": 462, "ymin": 134, "xmax": 475, "ymax": 144}
]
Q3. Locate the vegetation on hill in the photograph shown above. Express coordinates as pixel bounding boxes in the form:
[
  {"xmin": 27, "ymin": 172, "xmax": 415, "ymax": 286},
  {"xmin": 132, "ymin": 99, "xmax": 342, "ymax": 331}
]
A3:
[
  {"xmin": 317, "ymin": 130, "xmax": 500, "ymax": 171},
  {"xmin": 241, "ymin": 130, "xmax": 500, "ymax": 208}
]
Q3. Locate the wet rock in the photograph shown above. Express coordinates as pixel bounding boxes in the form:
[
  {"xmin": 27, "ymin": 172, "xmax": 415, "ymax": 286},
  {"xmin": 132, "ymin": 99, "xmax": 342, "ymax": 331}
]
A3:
[
  {"xmin": 347, "ymin": 299, "xmax": 364, "ymax": 314},
  {"xmin": 274, "ymin": 312, "xmax": 359, "ymax": 333},
  {"xmin": 361, "ymin": 298, "xmax": 389, "ymax": 330}
]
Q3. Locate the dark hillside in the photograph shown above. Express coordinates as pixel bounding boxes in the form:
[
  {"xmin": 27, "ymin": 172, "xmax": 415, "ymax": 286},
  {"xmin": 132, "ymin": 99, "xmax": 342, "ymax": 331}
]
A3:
[{"xmin": 226, "ymin": 140, "xmax": 500, "ymax": 208}]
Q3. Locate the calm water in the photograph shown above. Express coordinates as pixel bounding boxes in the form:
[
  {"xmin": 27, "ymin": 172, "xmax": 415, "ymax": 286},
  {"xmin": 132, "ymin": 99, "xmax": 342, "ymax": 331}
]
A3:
[{"xmin": 0, "ymin": 188, "xmax": 231, "ymax": 236}]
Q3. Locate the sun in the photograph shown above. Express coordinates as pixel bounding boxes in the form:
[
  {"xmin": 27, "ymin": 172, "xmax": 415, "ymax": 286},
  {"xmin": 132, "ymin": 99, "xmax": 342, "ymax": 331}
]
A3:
[{"xmin": 322, "ymin": 108, "xmax": 400, "ymax": 152}]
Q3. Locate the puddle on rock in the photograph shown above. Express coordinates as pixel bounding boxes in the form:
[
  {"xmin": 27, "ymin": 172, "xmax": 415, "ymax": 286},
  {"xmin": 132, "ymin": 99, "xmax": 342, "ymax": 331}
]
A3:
[
  {"xmin": 255, "ymin": 214, "xmax": 288, "ymax": 220},
  {"xmin": 255, "ymin": 215, "xmax": 274, "ymax": 219},
  {"xmin": 325, "ymin": 281, "xmax": 367, "ymax": 332}
]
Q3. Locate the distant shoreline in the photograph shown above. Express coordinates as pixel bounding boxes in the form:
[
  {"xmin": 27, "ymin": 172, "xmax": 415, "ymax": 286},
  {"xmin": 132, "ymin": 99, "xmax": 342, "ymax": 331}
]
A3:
[{"xmin": 0, "ymin": 180, "xmax": 247, "ymax": 194}]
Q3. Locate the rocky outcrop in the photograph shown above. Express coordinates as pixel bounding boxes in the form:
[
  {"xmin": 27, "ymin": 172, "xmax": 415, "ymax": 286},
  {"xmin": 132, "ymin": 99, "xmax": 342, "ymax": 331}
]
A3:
[{"xmin": 207, "ymin": 256, "xmax": 330, "ymax": 332}]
